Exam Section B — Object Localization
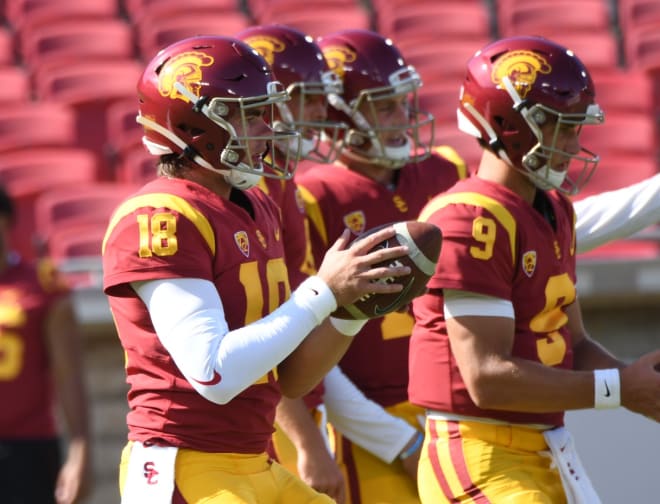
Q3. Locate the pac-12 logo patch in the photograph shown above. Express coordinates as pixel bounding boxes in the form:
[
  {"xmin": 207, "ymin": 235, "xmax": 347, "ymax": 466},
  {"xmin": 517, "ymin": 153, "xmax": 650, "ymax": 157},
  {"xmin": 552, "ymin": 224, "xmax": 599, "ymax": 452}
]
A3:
[
  {"xmin": 234, "ymin": 231, "xmax": 250, "ymax": 257},
  {"xmin": 522, "ymin": 250, "xmax": 537, "ymax": 277},
  {"xmin": 343, "ymin": 211, "xmax": 366, "ymax": 235}
]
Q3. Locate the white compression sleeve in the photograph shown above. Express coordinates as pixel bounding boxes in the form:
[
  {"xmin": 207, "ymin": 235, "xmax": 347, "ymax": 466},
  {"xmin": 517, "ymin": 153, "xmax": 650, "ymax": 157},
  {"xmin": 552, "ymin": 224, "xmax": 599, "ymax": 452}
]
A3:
[
  {"xmin": 323, "ymin": 365, "xmax": 417, "ymax": 464},
  {"xmin": 574, "ymin": 173, "xmax": 660, "ymax": 253},
  {"xmin": 133, "ymin": 276, "xmax": 336, "ymax": 405}
]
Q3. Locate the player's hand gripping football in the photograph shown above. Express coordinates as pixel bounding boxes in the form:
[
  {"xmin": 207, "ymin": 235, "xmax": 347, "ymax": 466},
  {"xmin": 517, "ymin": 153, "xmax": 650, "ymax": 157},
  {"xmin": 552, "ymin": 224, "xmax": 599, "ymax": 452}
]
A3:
[{"xmin": 316, "ymin": 226, "xmax": 410, "ymax": 308}]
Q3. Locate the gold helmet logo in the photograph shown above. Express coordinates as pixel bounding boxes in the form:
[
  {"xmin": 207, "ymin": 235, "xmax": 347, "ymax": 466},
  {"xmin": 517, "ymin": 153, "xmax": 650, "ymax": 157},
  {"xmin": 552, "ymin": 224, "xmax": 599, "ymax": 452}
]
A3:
[
  {"xmin": 158, "ymin": 51, "xmax": 214, "ymax": 103},
  {"xmin": 322, "ymin": 45, "xmax": 357, "ymax": 80},
  {"xmin": 491, "ymin": 50, "xmax": 551, "ymax": 99},
  {"xmin": 243, "ymin": 35, "xmax": 286, "ymax": 66}
]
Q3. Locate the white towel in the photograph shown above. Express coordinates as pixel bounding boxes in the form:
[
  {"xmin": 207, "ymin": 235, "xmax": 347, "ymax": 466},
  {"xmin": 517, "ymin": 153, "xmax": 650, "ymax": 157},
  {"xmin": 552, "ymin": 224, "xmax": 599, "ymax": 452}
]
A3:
[
  {"xmin": 542, "ymin": 427, "xmax": 602, "ymax": 504},
  {"xmin": 121, "ymin": 441, "xmax": 178, "ymax": 504}
]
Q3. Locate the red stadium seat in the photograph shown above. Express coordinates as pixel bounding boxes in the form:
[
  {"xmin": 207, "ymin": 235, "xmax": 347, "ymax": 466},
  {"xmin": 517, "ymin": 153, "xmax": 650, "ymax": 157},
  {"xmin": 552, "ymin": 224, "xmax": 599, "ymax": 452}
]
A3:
[
  {"xmin": 0, "ymin": 26, "xmax": 15, "ymax": 66},
  {"xmin": 137, "ymin": 12, "xmax": 251, "ymax": 60},
  {"xmin": 18, "ymin": 18, "xmax": 136, "ymax": 76},
  {"xmin": 5, "ymin": 0, "xmax": 120, "ymax": 31},
  {"xmin": 104, "ymin": 97, "xmax": 143, "ymax": 170},
  {"xmin": 0, "ymin": 102, "xmax": 78, "ymax": 153},
  {"xmin": 0, "ymin": 147, "xmax": 100, "ymax": 260},
  {"xmin": 418, "ymin": 82, "xmax": 461, "ymax": 126},
  {"xmin": 378, "ymin": 2, "xmax": 491, "ymax": 43},
  {"xmin": 398, "ymin": 38, "xmax": 488, "ymax": 87},
  {"xmin": 114, "ymin": 145, "xmax": 158, "ymax": 186},
  {"xmin": 247, "ymin": 0, "xmax": 364, "ymax": 23},
  {"xmin": 618, "ymin": 0, "xmax": 660, "ymax": 35},
  {"xmin": 33, "ymin": 182, "xmax": 139, "ymax": 254},
  {"xmin": 0, "ymin": 66, "xmax": 31, "ymax": 103},
  {"xmin": 497, "ymin": 0, "xmax": 613, "ymax": 38},
  {"xmin": 579, "ymin": 111, "xmax": 658, "ymax": 159},
  {"xmin": 34, "ymin": 60, "xmax": 144, "ymax": 179},
  {"xmin": 254, "ymin": 6, "xmax": 371, "ymax": 38},
  {"xmin": 125, "ymin": 0, "xmax": 242, "ymax": 20},
  {"xmin": 591, "ymin": 68, "xmax": 654, "ymax": 114}
]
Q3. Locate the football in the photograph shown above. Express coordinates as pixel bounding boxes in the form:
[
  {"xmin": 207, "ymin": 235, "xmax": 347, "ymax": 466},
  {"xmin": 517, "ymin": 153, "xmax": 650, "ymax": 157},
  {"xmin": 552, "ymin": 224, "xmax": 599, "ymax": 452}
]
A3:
[{"xmin": 331, "ymin": 220, "xmax": 442, "ymax": 320}]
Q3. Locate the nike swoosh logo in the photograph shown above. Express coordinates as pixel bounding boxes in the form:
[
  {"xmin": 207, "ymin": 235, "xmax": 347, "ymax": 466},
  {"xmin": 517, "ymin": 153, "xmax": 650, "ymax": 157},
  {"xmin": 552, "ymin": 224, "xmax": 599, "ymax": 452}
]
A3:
[
  {"xmin": 192, "ymin": 370, "xmax": 222, "ymax": 386},
  {"xmin": 374, "ymin": 277, "xmax": 415, "ymax": 316},
  {"xmin": 603, "ymin": 380, "xmax": 611, "ymax": 397}
]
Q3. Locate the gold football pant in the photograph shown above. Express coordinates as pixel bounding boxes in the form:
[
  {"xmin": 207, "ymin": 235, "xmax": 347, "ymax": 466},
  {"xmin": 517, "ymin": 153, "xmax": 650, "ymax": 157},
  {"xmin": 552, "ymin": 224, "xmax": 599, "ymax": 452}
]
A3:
[{"xmin": 418, "ymin": 417, "xmax": 566, "ymax": 504}]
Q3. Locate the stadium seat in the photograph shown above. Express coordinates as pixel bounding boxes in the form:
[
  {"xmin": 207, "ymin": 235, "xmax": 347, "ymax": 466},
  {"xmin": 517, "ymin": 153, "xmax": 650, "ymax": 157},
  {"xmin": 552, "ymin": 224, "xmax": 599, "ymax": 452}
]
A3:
[
  {"xmin": 114, "ymin": 145, "xmax": 158, "ymax": 186},
  {"xmin": 247, "ymin": 0, "xmax": 364, "ymax": 23},
  {"xmin": 104, "ymin": 97, "xmax": 143, "ymax": 172},
  {"xmin": 0, "ymin": 102, "xmax": 78, "ymax": 153},
  {"xmin": 497, "ymin": 0, "xmax": 614, "ymax": 38},
  {"xmin": 418, "ymin": 82, "xmax": 461, "ymax": 126},
  {"xmin": 0, "ymin": 147, "xmax": 100, "ymax": 260},
  {"xmin": 579, "ymin": 111, "xmax": 658, "ymax": 159},
  {"xmin": 398, "ymin": 38, "xmax": 488, "ymax": 87},
  {"xmin": 0, "ymin": 26, "xmax": 15, "ymax": 65},
  {"xmin": 618, "ymin": 0, "xmax": 660, "ymax": 34},
  {"xmin": 591, "ymin": 68, "xmax": 654, "ymax": 114},
  {"xmin": 5, "ymin": 0, "xmax": 120, "ymax": 31},
  {"xmin": 0, "ymin": 66, "xmax": 31, "ymax": 103},
  {"xmin": 33, "ymin": 182, "xmax": 139, "ymax": 255},
  {"xmin": 125, "ymin": 0, "xmax": 242, "ymax": 20},
  {"xmin": 33, "ymin": 60, "xmax": 144, "ymax": 179},
  {"xmin": 18, "ymin": 18, "xmax": 136, "ymax": 76},
  {"xmin": 137, "ymin": 12, "xmax": 251, "ymax": 60},
  {"xmin": 378, "ymin": 2, "xmax": 491, "ymax": 43},
  {"xmin": 254, "ymin": 6, "xmax": 371, "ymax": 38}
]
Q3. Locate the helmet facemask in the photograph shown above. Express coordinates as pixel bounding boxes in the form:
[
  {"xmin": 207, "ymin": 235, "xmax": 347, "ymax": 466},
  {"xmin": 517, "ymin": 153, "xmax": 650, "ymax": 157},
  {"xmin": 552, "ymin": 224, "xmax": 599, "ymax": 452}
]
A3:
[
  {"xmin": 499, "ymin": 75, "xmax": 604, "ymax": 195},
  {"xmin": 330, "ymin": 66, "xmax": 434, "ymax": 169},
  {"xmin": 273, "ymin": 70, "xmax": 347, "ymax": 163}
]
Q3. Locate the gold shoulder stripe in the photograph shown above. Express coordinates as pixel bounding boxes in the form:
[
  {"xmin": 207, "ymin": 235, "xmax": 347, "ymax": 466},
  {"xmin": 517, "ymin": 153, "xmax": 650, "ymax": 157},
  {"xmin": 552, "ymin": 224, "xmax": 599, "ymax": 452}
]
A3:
[
  {"xmin": 419, "ymin": 192, "xmax": 517, "ymax": 266},
  {"xmin": 102, "ymin": 193, "xmax": 215, "ymax": 255},
  {"xmin": 433, "ymin": 145, "xmax": 468, "ymax": 180},
  {"xmin": 297, "ymin": 184, "xmax": 328, "ymax": 247}
]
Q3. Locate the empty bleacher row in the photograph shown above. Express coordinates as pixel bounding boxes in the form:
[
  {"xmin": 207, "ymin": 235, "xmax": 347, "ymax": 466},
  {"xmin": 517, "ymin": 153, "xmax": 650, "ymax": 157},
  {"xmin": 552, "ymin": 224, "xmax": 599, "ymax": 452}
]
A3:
[{"xmin": 1, "ymin": 0, "xmax": 660, "ymax": 282}]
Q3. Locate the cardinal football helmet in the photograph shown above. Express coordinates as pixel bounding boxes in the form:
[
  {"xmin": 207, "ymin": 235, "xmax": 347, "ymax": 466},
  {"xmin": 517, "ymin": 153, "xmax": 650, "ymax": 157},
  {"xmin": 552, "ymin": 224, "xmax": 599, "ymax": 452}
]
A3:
[
  {"xmin": 236, "ymin": 24, "xmax": 346, "ymax": 163},
  {"xmin": 137, "ymin": 35, "xmax": 299, "ymax": 189},
  {"xmin": 317, "ymin": 29, "xmax": 434, "ymax": 169},
  {"xmin": 457, "ymin": 35, "xmax": 604, "ymax": 194}
]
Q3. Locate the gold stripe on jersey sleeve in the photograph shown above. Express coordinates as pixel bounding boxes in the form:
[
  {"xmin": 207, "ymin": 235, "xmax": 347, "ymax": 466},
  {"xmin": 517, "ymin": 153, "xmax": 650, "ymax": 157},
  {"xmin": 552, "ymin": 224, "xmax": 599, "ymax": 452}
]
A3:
[
  {"xmin": 432, "ymin": 145, "xmax": 468, "ymax": 180},
  {"xmin": 102, "ymin": 193, "xmax": 215, "ymax": 255},
  {"xmin": 419, "ymin": 192, "xmax": 517, "ymax": 266},
  {"xmin": 297, "ymin": 184, "xmax": 329, "ymax": 247}
]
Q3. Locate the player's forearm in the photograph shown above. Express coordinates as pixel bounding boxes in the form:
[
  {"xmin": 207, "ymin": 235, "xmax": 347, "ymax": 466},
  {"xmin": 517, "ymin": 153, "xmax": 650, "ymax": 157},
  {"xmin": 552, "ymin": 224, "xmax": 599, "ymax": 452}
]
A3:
[
  {"xmin": 278, "ymin": 321, "xmax": 353, "ymax": 397},
  {"xmin": 275, "ymin": 397, "xmax": 328, "ymax": 453}
]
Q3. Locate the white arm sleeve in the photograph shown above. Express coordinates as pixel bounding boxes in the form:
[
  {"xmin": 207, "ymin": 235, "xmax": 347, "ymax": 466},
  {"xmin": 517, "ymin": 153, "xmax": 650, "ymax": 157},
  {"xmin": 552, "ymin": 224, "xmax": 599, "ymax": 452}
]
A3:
[
  {"xmin": 323, "ymin": 365, "xmax": 417, "ymax": 464},
  {"xmin": 574, "ymin": 173, "xmax": 660, "ymax": 253},
  {"xmin": 133, "ymin": 276, "xmax": 336, "ymax": 405}
]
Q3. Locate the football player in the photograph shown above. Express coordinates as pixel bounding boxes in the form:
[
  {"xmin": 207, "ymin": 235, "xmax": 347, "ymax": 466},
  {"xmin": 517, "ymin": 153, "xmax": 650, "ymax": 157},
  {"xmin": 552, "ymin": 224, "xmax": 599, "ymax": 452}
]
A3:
[
  {"xmin": 409, "ymin": 35, "xmax": 660, "ymax": 503},
  {"xmin": 0, "ymin": 186, "xmax": 91, "ymax": 504},
  {"xmin": 102, "ymin": 35, "xmax": 413, "ymax": 503},
  {"xmin": 295, "ymin": 29, "xmax": 467, "ymax": 504},
  {"xmin": 235, "ymin": 23, "xmax": 347, "ymax": 503}
]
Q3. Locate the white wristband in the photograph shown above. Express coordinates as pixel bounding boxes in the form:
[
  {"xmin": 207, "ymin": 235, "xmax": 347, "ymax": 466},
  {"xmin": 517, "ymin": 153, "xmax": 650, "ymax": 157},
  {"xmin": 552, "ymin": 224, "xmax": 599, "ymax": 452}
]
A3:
[
  {"xmin": 329, "ymin": 317, "xmax": 368, "ymax": 337},
  {"xmin": 594, "ymin": 368, "xmax": 621, "ymax": 409},
  {"xmin": 293, "ymin": 276, "xmax": 337, "ymax": 325}
]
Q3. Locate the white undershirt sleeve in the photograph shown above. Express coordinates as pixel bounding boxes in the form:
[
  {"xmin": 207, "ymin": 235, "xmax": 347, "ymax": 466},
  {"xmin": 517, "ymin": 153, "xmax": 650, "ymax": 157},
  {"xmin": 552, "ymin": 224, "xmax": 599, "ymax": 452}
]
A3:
[
  {"xmin": 323, "ymin": 365, "xmax": 417, "ymax": 464},
  {"xmin": 574, "ymin": 173, "xmax": 660, "ymax": 253},
  {"xmin": 133, "ymin": 276, "xmax": 336, "ymax": 405}
]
